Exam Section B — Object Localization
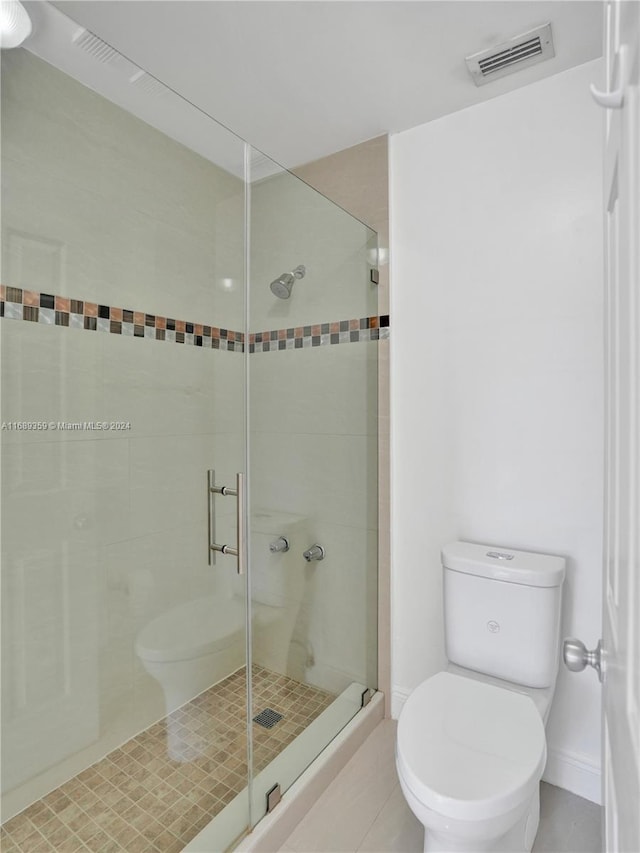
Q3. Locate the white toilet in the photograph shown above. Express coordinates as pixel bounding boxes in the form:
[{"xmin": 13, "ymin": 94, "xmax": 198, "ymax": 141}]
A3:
[
  {"xmin": 134, "ymin": 510, "xmax": 305, "ymax": 728},
  {"xmin": 396, "ymin": 541, "xmax": 566, "ymax": 853},
  {"xmin": 135, "ymin": 595, "xmax": 246, "ymax": 713}
]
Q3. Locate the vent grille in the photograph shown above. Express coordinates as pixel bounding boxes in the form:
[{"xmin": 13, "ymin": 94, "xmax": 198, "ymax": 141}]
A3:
[
  {"xmin": 466, "ymin": 24, "xmax": 554, "ymax": 87},
  {"xmin": 129, "ymin": 70, "xmax": 169, "ymax": 99},
  {"xmin": 71, "ymin": 28, "xmax": 135, "ymax": 74},
  {"xmin": 478, "ymin": 36, "xmax": 542, "ymax": 76},
  {"xmin": 72, "ymin": 27, "xmax": 168, "ymax": 99}
]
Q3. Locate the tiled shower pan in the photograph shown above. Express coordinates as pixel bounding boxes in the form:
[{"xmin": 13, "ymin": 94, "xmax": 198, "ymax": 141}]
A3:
[{"xmin": 0, "ymin": 666, "xmax": 334, "ymax": 853}]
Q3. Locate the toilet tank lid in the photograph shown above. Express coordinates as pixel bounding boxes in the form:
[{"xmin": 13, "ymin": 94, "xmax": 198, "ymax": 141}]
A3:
[{"xmin": 441, "ymin": 541, "xmax": 566, "ymax": 588}]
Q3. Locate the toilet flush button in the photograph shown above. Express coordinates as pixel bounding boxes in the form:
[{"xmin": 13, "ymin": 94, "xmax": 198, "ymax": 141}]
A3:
[{"xmin": 487, "ymin": 620, "xmax": 500, "ymax": 633}]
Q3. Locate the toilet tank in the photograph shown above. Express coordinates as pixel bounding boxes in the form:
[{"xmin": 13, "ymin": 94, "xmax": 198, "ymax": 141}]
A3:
[{"xmin": 442, "ymin": 542, "xmax": 566, "ymax": 689}]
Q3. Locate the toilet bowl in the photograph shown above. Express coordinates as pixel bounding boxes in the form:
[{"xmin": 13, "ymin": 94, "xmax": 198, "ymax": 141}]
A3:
[
  {"xmin": 396, "ymin": 541, "xmax": 566, "ymax": 852},
  {"xmin": 396, "ymin": 672, "xmax": 546, "ymax": 852}
]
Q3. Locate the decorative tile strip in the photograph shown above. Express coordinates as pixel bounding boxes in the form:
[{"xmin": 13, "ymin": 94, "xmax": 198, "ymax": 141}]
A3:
[
  {"xmin": 0, "ymin": 285, "xmax": 243, "ymax": 351},
  {"xmin": 0, "ymin": 286, "xmax": 390, "ymax": 353},
  {"xmin": 249, "ymin": 315, "xmax": 390, "ymax": 353}
]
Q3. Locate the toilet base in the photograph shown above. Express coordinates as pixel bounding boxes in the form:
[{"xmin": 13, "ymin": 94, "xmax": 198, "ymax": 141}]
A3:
[
  {"xmin": 420, "ymin": 788, "xmax": 540, "ymax": 853},
  {"xmin": 398, "ymin": 763, "xmax": 541, "ymax": 853}
]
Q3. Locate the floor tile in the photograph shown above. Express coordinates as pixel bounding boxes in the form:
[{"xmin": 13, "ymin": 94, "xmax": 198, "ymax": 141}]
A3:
[
  {"xmin": 533, "ymin": 783, "xmax": 602, "ymax": 853},
  {"xmin": 357, "ymin": 783, "xmax": 422, "ymax": 853},
  {"xmin": 282, "ymin": 721, "xmax": 603, "ymax": 853},
  {"xmin": 2, "ymin": 667, "xmax": 334, "ymax": 853}
]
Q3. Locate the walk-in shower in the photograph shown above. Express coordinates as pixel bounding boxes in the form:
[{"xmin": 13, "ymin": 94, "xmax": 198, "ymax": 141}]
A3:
[
  {"xmin": 0, "ymin": 7, "xmax": 380, "ymax": 851},
  {"xmin": 269, "ymin": 264, "xmax": 306, "ymax": 299}
]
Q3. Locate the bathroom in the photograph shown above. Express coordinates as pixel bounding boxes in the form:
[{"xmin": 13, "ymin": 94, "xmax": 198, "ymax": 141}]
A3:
[{"xmin": 1, "ymin": 1, "xmax": 638, "ymax": 852}]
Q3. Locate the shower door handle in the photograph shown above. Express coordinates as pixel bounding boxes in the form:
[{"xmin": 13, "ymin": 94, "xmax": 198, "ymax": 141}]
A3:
[
  {"xmin": 235, "ymin": 472, "xmax": 246, "ymax": 576},
  {"xmin": 207, "ymin": 470, "xmax": 245, "ymax": 574}
]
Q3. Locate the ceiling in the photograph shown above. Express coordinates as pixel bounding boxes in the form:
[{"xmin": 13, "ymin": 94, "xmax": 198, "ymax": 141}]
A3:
[{"xmin": 41, "ymin": 1, "xmax": 603, "ymax": 169}]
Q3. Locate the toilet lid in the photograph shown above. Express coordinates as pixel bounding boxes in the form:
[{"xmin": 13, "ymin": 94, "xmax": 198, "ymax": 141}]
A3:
[
  {"xmin": 135, "ymin": 596, "xmax": 244, "ymax": 662},
  {"xmin": 396, "ymin": 672, "xmax": 546, "ymax": 821}
]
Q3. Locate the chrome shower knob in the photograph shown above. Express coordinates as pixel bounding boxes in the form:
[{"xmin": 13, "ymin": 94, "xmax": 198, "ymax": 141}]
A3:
[{"xmin": 303, "ymin": 544, "xmax": 324, "ymax": 562}]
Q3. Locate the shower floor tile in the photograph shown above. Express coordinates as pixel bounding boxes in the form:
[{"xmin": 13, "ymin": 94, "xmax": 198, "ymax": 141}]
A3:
[{"xmin": 1, "ymin": 666, "xmax": 335, "ymax": 853}]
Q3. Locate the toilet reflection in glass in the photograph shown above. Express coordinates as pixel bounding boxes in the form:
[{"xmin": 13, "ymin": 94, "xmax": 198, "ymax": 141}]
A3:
[
  {"xmin": 135, "ymin": 594, "xmax": 245, "ymax": 760},
  {"xmin": 135, "ymin": 511, "xmax": 307, "ymax": 761},
  {"xmin": 396, "ymin": 541, "xmax": 565, "ymax": 853}
]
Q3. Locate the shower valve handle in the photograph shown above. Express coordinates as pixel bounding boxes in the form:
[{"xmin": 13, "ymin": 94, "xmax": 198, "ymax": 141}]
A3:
[
  {"xmin": 269, "ymin": 537, "xmax": 290, "ymax": 553},
  {"xmin": 303, "ymin": 544, "xmax": 325, "ymax": 562}
]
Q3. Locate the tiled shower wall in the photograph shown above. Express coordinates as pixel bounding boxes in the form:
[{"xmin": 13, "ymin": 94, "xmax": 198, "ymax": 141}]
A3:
[
  {"xmin": 247, "ymin": 168, "xmax": 380, "ymax": 695},
  {"xmin": 1, "ymin": 48, "xmax": 384, "ymax": 820},
  {"xmin": 292, "ymin": 137, "xmax": 390, "ymax": 707},
  {"xmin": 1, "ymin": 48, "xmax": 246, "ymax": 816}
]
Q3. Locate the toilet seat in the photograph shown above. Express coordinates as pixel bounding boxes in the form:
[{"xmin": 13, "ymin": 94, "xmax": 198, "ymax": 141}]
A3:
[
  {"xmin": 135, "ymin": 596, "xmax": 244, "ymax": 663},
  {"xmin": 396, "ymin": 672, "xmax": 546, "ymax": 822}
]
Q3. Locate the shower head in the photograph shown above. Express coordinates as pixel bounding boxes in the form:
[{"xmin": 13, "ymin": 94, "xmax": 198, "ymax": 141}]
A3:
[
  {"xmin": 269, "ymin": 265, "xmax": 306, "ymax": 299},
  {"xmin": 270, "ymin": 272, "xmax": 295, "ymax": 299}
]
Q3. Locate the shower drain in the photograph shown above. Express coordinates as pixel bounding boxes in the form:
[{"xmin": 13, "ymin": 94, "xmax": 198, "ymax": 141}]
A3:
[{"xmin": 253, "ymin": 708, "xmax": 283, "ymax": 729}]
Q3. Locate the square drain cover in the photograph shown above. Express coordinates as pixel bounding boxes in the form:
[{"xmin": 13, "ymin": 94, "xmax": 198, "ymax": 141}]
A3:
[{"xmin": 253, "ymin": 708, "xmax": 283, "ymax": 729}]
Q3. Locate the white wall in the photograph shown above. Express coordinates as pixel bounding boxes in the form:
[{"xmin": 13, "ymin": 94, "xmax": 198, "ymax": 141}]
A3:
[
  {"xmin": 248, "ymin": 172, "xmax": 379, "ymax": 695},
  {"xmin": 390, "ymin": 60, "xmax": 604, "ymax": 803}
]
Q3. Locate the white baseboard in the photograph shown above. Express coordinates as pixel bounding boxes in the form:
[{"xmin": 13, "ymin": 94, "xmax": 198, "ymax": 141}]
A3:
[
  {"xmin": 391, "ymin": 686, "xmax": 411, "ymax": 719},
  {"xmin": 543, "ymin": 747, "xmax": 602, "ymax": 805}
]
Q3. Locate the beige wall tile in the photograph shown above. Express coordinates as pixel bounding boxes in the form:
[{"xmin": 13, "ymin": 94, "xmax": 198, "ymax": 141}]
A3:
[
  {"xmin": 2, "ymin": 49, "xmax": 245, "ymax": 329},
  {"xmin": 291, "ymin": 136, "xmax": 391, "ymax": 713}
]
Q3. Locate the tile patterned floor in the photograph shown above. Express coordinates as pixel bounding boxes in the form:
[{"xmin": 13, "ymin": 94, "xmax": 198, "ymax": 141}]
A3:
[{"xmin": 1, "ymin": 666, "xmax": 335, "ymax": 853}]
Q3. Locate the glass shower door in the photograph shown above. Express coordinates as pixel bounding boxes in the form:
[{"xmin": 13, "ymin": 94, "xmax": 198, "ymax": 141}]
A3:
[
  {"xmin": 1, "ymin": 16, "xmax": 380, "ymax": 853},
  {"xmin": 1, "ymin": 41, "xmax": 251, "ymax": 853},
  {"xmin": 246, "ymin": 150, "xmax": 379, "ymax": 825}
]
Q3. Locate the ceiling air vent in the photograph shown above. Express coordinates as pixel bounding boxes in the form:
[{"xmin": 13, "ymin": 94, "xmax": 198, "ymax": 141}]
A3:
[
  {"xmin": 71, "ymin": 27, "xmax": 137, "ymax": 76},
  {"xmin": 465, "ymin": 23, "xmax": 554, "ymax": 87},
  {"xmin": 129, "ymin": 70, "xmax": 169, "ymax": 99}
]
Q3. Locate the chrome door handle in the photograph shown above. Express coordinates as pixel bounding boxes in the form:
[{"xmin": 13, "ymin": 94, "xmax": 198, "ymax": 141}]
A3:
[
  {"xmin": 563, "ymin": 638, "xmax": 604, "ymax": 683},
  {"xmin": 236, "ymin": 472, "xmax": 245, "ymax": 576},
  {"xmin": 207, "ymin": 469, "xmax": 216, "ymax": 566},
  {"xmin": 208, "ymin": 470, "xmax": 245, "ymax": 574}
]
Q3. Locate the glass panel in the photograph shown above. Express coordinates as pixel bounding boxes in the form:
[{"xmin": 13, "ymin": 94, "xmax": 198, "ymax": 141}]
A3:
[
  {"xmin": 247, "ymin": 149, "xmax": 379, "ymax": 824},
  {"xmin": 1, "ymin": 41, "xmax": 249, "ymax": 851}
]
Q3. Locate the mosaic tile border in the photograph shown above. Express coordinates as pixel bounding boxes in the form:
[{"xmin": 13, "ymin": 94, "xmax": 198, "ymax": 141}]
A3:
[
  {"xmin": 0, "ymin": 286, "xmax": 390, "ymax": 353},
  {"xmin": 0, "ymin": 286, "xmax": 243, "ymax": 352},
  {"xmin": 249, "ymin": 315, "xmax": 389, "ymax": 353}
]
